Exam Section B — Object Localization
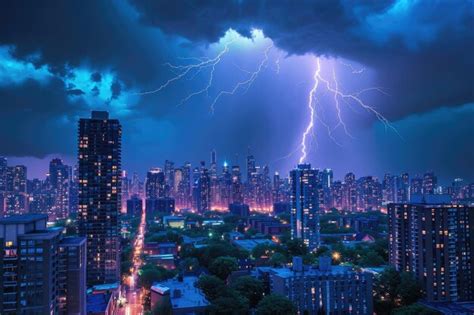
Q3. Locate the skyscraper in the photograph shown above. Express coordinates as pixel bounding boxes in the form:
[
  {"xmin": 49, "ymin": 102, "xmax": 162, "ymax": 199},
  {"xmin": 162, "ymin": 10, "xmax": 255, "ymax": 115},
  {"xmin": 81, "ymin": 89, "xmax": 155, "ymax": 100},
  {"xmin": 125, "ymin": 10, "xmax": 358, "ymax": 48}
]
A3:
[
  {"xmin": 77, "ymin": 111, "xmax": 121, "ymax": 285},
  {"xmin": 195, "ymin": 162, "xmax": 211, "ymax": 213},
  {"xmin": 343, "ymin": 172, "xmax": 357, "ymax": 211},
  {"xmin": 146, "ymin": 168, "xmax": 166, "ymax": 199},
  {"xmin": 49, "ymin": 158, "xmax": 70, "ymax": 220},
  {"xmin": 422, "ymin": 171, "xmax": 438, "ymax": 195},
  {"xmin": 290, "ymin": 164, "xmax": 320, "ymax": 251}
]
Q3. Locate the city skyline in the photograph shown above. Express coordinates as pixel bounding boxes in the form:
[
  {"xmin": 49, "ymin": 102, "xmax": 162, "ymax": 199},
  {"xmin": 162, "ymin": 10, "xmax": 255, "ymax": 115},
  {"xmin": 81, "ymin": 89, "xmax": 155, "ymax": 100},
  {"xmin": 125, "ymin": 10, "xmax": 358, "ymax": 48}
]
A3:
[{"xmin": 0, "ymin": 2, "xmax": 473, "ymax": 314}]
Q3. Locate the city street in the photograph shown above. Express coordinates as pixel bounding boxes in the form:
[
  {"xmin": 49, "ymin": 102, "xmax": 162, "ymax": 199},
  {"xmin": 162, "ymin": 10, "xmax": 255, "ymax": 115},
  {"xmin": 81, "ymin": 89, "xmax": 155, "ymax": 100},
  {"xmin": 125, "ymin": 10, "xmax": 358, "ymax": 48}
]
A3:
[{"xmin": 118, "ymin": 209, "xmax": 146, "ymax": 315}]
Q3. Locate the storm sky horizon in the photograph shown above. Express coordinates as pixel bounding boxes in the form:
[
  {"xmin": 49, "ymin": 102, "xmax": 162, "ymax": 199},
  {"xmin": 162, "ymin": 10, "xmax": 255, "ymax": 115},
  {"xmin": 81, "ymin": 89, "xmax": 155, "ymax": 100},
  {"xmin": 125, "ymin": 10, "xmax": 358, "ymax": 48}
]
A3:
[{"xmin": 0, "ymin": 1, "xmax": 473, "ymax": 183}]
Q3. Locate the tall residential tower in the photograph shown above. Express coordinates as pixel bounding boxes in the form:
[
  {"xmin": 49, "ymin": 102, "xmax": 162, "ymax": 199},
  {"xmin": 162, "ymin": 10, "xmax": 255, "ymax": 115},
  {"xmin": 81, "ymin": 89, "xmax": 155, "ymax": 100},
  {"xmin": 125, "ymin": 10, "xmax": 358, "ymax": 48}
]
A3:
[{"xmin": 77, "ymin": 111, "xmax": 121, "ymax": 285}]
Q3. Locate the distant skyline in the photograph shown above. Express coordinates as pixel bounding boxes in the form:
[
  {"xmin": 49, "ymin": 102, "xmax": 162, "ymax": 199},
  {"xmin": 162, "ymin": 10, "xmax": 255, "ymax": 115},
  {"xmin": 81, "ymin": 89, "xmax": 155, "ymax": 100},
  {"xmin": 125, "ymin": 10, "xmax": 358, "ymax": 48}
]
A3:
[{"xmin": 0, "ymin": 1, "xmax": 473, "ymax": 182}]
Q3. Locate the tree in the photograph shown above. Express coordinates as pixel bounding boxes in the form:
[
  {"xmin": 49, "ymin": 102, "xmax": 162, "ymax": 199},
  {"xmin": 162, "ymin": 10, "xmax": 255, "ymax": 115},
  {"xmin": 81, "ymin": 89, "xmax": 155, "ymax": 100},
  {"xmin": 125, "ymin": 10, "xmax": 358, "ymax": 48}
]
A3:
[
  {"xmin": 138, "ymin": 264, "xmax": 175, "ymax": 289},
  {"xmin": 209, "ymin": 256, "xmax": 238, "ymax": 280},
  {"xmin": 196, "ymin": 275, "xmax": 225, "ymax": 300},
  {"xmin": 269, "ymin": 252, "xmax": 287, "ymax": 267},
  {"xmin": 231, "ymin": 276, "xmax": 264, "ymax": 307},
  {"xmin": 374, "ymin": 267, "xmax": 423, "ymax": 314},
  {"xmin": 256, "ymin": 294, "xmax": 295, "ymax": 315},
  {"xmin": 178, "ymin": 257, "xmax": 200, "ymax": 273},
  {"xmin": 210, "ymin": 289, "xmax": 249, "ymax": 314},
  {"xmin": 285, "ymin": 238, "xmax": 308, "ymax": 256},
  {"xmin": 399, "ymin": 272, "xmax": 423, "ymax": 306}
]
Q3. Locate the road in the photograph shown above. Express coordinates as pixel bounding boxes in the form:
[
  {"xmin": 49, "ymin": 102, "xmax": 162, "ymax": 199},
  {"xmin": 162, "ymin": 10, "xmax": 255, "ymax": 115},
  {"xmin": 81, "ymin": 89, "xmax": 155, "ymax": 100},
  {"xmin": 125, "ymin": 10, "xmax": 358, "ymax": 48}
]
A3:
[{"xmin": 118, "ymin": 208, "xmax": 146, "ymax": 315}]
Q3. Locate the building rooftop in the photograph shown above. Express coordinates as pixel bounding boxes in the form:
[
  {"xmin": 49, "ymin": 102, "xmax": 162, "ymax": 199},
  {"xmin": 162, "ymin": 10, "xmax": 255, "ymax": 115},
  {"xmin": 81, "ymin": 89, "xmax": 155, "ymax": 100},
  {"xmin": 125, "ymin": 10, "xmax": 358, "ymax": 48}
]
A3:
[
  {"xmin": 268, "ymin": 265, "xmax": 356, "ymax": 279},
  {"xmin": 151, "ymin": 276, "xmax": 209, "ymax": 310},
  {"xmin": 232, "ymin": 239, "xmax": 276, "ymax": 252},
  {"xmin": 60, "ymin": 236, "xmax": 86, "ymax": 246},
  {"xmin": 0, "ymin": 213, "xmax": 48, "ymax": 224},
  {"xmin": 86, "ymin": 292, "xmax": 111, "ymax": 313}
]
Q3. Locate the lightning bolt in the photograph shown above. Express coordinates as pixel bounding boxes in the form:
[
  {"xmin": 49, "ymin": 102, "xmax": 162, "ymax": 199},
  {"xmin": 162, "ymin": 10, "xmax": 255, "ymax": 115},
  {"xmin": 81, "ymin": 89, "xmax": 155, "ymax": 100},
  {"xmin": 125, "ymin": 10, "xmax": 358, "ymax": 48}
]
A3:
[
  {"xmin": 209, "ymin": 44, "xmax": 273, "ymax": 113},
  {"xmin": 298, "ymin": 57, "xmax": 399, "ymax": 163},
  {"xmin": 136, "ymin": 40, "xmax": 235, "ymax": 97},
  {"xmin": 299, "ymin": 59, "xmax": 320, "ymax": 164}
]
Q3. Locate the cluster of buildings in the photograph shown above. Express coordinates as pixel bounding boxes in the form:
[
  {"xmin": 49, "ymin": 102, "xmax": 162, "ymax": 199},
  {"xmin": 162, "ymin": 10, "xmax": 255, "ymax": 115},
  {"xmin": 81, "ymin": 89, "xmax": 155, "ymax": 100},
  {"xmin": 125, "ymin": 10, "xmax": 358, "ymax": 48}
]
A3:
[
  {"xmin": 0, "ymin": 157, "xmax": 75, "ymax": 220},
  {"xmin": 121, "ymin": 151, "xmax": 474, "ymax": 220},
  {"xmin": 0, "ymin": 111, "xmax": 123, "ymax": 314},
  {"xmin": 0, "ymin": 110, "xmax": 473, "ymax": 314}
]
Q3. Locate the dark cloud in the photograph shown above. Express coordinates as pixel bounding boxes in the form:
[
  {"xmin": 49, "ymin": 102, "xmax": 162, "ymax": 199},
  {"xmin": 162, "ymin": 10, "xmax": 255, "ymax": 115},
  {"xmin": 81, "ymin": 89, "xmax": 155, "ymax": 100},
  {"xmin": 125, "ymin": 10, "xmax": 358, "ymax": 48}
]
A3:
[
  {"xmin": 0, "ymin": 78, "xmax": 88, "ymax": 157},
  {"xmin": 67, "ymin": 88, "xmax": 85, "ymax": 96},
  {"xmin": 129, "ymin": 0, "xmax": 474, "ymax": 119},
  {"xmin": 91, "ymin": 72, "xmax": 102, "ymax": 82}
]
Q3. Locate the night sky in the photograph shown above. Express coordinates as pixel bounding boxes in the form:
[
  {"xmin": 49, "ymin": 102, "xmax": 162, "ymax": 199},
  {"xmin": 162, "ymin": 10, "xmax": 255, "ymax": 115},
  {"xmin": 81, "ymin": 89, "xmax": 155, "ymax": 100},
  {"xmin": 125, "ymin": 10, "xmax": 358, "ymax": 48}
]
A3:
[{"xmin": 0, "ymin": 1, "xmax": 473, "ymax": 182}]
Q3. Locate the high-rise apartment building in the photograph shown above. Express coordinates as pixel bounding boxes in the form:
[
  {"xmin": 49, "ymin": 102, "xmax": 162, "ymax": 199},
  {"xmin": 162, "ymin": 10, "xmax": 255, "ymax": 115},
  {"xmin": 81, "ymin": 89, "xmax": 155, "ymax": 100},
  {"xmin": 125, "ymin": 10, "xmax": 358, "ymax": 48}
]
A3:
[
  {"xmin": 388, "ymin": 202, "xmax": 474, "ymax": 302},
  {"xmin": 0, "ymin": 214, "xmax": 86, "ymax": 314},
  {"xmin": 77, "ymin": 111, "xmax": 121, "ymax": 285},
  {"xmin": 49, "ymin": 158, "xmax": 71, "ymax": 220},
  {"xmin": 290, "ymin": 164, "xmax": 320, "ymax": 251}
]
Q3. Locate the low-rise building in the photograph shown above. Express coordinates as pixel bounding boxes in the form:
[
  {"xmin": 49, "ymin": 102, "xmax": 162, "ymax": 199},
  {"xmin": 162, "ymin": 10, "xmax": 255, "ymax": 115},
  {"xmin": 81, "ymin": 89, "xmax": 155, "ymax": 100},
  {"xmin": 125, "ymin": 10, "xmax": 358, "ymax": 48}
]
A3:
[
  {"xmin": 255, "ymin": 257, "xmax": 373, "ymax": 314},
  {"xmin": 151, "ymin": 276, "xmax": 209, "ymax": 315}
]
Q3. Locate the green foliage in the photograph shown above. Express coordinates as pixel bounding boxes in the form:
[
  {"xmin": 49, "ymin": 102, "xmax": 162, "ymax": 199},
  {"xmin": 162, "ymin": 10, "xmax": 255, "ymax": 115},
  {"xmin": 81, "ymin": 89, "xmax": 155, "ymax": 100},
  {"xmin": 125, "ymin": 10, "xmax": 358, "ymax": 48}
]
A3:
[
  {"xmin": 285, "ymin": 238, "xmax": 308, "ymax": 256},
  {"xmin": 374, "ymin": 267, "xmax": 423, "ymax": 314},
  {"xmin": 231, "ymin": 276, "xmax": 264, "ymax": 307},
  {"xmin": 269, "ymin": 252, "xmax": 287, "ymax": 267},
  {"xmin": 209, "ymin": 289, "xmax": 249, "ymax": 314},
  {"xmin": 138, "ymin": 264, "xmax": 175, "ymax": 289},
  {"xmin": 209, "ymin": 256, "xmax": 238, "ymax": 280},
  {"xmin": 178, "ymin": 257, "xmax": 200, "ymax": 273},
  {"xmin": 196, "ymin": 275, "xmax": 226, "ymax": 300},
  {"xmin": 181, "ymin": 239, "xmax": 248, "ymax": 268},
  {"xmin": 256, "ymin": 294, "xmax": 295, "ymax": 315}
]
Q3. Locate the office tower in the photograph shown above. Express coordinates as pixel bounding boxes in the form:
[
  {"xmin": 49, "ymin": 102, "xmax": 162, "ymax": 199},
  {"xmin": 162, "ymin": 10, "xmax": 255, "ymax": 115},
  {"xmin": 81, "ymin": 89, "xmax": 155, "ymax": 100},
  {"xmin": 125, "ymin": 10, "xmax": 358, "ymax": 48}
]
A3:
[
  {"xmin": 382, "ymin": 173, "xmax": 396, "ymax": 203},
  {"xmin": 146, "ymin": 168, "xmax": 166, "ymax": 199},
  {"xmin": 146, "ymin": 197, "xmax": 175, "ymax": 219},
  {"xmin": 6, "ymin": 165, "xmax": 27, "ymax": 193},
  {"xmin": 49, "ymin": 158, "xmax": 71, "ymax": 220},
  {"xmin": 0, "ymin": 214, "xmax": 86, "ymax": 314},
  {"xmin": 179, "ymin": 162, "xmax": 192, "ymax": 208},
  {"xmin": 396, "ymin": 173, "xmax": 410, "ymax": 203},
  {"xmin": 78, "ymin": 111, "xmax": 121, "ymax": 285},
  {"xmin": 411, "ymin": 176, "xmax": 423, "ymax": 196},
  {"xmin": 121, "ymin": 170, "xmax": 130, "ymax": 213},
  {"xmin": 164, "ymin": 160, "xmax": 175, "ymax": 196},
  {"xmin": 58, "ymin": 237, "xmax": 87, "ymax": 315},
  {"xmin": 127, "ymin": 195, "xmax": 143, "ymax": 217},
  {"xmin": 195, "ymin": 162, "xmax": 211, "ymax": 213},
  {"xmin": 231, "ymin": 165, "xmax": 243, "ymax": 204},
  {"xmin": 357, "ymin": 176, "xmax": 382, "ymax": 211},
  {"xmin": 173, "ymin": 168, "xmax": 182, "ymax": 196},
  {"xmin": 0, "ymin": 157, "xmax": 7, "ymax": 192},
  {"xmin": 331, "ymin": 180, "xmax": 343, "ymax": 209},
  {"xmin": 343, "ymin": 172, "xmax": 357, "ymax": 211},
  {"xmin": 321, "ymin": 168, "xmax": 333, "ymax": 189},
  {"xmin": 210, "ymin": 150, "xmax": 217, "ymax": 177},
  {"xmin": 246, "ymin": 151, "xmax": 256, "ymax": 183},
  {"xmin": 261, "ymin": 256, "xmax": 373, "ymax": 314},
  {"xmin": 388, "ymin": 203, "xmax": 474, "ymax": 302},
  {"xmin": 423, "ymin": 171, "xmax": 438, "ymax": 195},
  {"xmin": 290, "ymin": 164, "xmax": 320, "ymax": 251},
  {"xmin": 219, "ymin": 162, "xmax": 232, "ymax": 208}
]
